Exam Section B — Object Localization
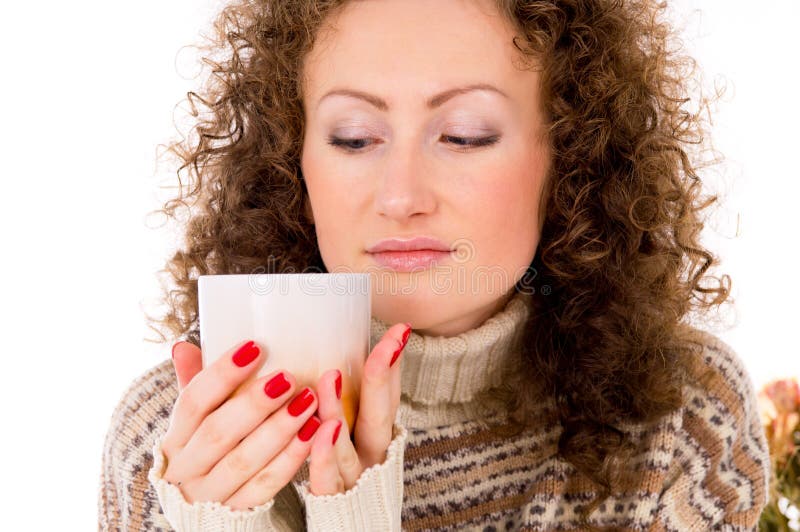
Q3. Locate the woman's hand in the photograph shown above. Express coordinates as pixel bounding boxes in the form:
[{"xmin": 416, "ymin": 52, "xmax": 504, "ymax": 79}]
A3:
[
  {"xmin": 307, "ymin": 322, "xmax": 411, "ymax": 495},
  {"xmin": 164, "ymin": 339, "xmax": 322, "ymax": 510}
]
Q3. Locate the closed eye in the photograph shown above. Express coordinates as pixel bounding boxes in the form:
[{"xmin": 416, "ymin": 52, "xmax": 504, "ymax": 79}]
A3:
[{"xmin": 326, "ymin": 134, "xmax": 500, "ymax": 153}]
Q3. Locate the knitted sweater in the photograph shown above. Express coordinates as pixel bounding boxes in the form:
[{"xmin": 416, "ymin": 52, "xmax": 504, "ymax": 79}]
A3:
[{"xmin": 98, "ymin": 290, "xmax": 770, "ymax": 531}]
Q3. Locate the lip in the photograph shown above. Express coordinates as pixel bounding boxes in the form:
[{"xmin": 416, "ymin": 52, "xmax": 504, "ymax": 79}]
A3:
[
  {"xmin": 366, "ymin": 236, "xmax": 452, "ymax": 253},
  {"xmin": 366, "ymin": 236, "xmax": 453, "ymax": 272},
  {"xmin": 369, "ymin": 249, "xmax": 452, "ymax": 272}
]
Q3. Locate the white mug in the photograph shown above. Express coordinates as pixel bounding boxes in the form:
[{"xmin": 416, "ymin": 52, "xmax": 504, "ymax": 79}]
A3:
[{"xmin": 197, "ymin": 272, "xmax": 371, "ymax": 432}]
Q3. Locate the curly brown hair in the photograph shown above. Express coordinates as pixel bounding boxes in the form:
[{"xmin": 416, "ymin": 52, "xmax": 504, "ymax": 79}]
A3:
[{"xmin": 146, "ymin": 0, "xmax": 732, "ymax": 527}]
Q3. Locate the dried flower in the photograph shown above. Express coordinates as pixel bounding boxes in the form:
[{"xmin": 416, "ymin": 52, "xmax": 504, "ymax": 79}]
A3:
[{"xmin": 758, "ymin": 377, "xmax": 800, "ymax": 531}]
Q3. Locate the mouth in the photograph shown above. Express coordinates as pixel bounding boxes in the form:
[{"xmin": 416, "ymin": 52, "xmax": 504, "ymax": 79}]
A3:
[
  {"xmin": 368, "ymin": 249, "xmax": 453, "ymax": 272},
  {"xmin": 366, "ymin": 236, "xmax": 451, "ymax": 252}
]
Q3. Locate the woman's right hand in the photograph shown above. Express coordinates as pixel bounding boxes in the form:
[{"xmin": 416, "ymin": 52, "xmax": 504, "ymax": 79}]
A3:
[{"xmin": 161, "ymin": 339, "xmax": 325, "ymax": 511}]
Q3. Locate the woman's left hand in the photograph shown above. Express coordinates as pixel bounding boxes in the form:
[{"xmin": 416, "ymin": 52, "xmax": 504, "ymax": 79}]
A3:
[{"xmin": 308, "ymin": 322, "xmax": 411, "ymax": 495}]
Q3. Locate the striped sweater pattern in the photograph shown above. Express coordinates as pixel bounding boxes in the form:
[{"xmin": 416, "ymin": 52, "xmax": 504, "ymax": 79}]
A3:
[{"xmin": 98, "ymin": 291, "xmax": 770, "ymax": 531}]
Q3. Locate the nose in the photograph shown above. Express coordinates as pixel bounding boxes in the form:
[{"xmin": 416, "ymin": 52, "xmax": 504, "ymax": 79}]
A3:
[{"xmin": 373, "ymin": 145, "xmax": 437, "ymax": 222}]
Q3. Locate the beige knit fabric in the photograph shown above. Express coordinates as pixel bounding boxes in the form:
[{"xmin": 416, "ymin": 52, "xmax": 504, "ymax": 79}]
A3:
[{"xmin": 99, "ymin": 290, "xmax": 770, "ymax": 531}]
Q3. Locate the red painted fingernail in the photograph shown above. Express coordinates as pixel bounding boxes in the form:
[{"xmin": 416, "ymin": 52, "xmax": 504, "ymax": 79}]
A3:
[
  {"xmin": 288, "ymin": 387, "xmax": 315, "ymax": 416},
  {"xmin": 401, "ymin": 323, "xmax": 412, "ymax": 345},
  {"xmin": 390, "ymin": 324, "xmax": 412, "ymax": 368},
  {"xmin": 390, "ymin": 346, "xmax": 402, "ymax": 367},
  {"xmin": 171, "ymin": 342, "xmax": 181, "ymax": 360},
  {"xmin": 298, "ymin": 416, "xmax": 321, "ymax": 442},
  {"xmin": 332, "ymin": 420, "xmax": 343, "ymax": 445},
  {"xmin": 334, "ymin": 370, "xmax": 342, "ymax": 400},
  {"xmin": 232, "ymin": 340, "xmax": 259, "ymax": 367},
  {"xmin": 264, "ymin": 372, "xmax": 291, "ymax": 398}
]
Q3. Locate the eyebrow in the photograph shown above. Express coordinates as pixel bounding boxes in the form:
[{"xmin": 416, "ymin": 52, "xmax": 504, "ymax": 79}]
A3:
[{"xmin": 316, "ymin": 83, "xmax": 509, "ymax": 111}]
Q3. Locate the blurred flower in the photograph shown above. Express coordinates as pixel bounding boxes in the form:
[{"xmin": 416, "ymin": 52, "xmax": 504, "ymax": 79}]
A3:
[
  {"xmin": 759, "ymin": 378, "xmax": 800, "ymax": 471},
  {"xmin": 758, "ymin": 376, "xmax": 800, "ymax": 531},
  {"xmin": 763, "ymin": 378, "xmax": 800, "ymax": 415}
]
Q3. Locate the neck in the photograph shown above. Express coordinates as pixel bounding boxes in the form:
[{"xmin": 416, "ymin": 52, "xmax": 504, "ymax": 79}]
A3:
[
  {"xmin": 369, "ymin": 290, "xmax": 533, "ymax": 428},
  {"xmin": 411, "ymin": 290, "xmax": 518, "ymax": 337}
]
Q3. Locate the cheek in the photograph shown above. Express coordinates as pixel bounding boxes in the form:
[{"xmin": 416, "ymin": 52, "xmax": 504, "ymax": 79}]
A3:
[
  {"xmin": 302, "ymin": 154, "xmax": 365, "ymax": 267},
  {"xmin": 463, "ymin": 158, "xmax": 544, "ymax": 268}
]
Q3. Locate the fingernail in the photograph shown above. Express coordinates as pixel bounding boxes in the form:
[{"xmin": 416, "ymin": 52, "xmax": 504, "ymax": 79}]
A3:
[
  {"xmin": 264, "ymin": 372, "xmax": 291, "ymax": 398},
  {"xmin": 332, "ymin": 420, "xmax": 343, "ymax": 445},
  {"xmin": 232, "ymin": 340, "xmax": 259, "ymax": 367},
  {"xmin": 288, "ymin": 387, "xmax": 315, "ymax": 416},
  {"xmin": 298, "ymin": 416, "xmax": 321, "ymax": 442},
  {"xmin": 334, "ymin": 370, "xmax": 342, "ymax": 400},
  {"xmin": 390, "ymin": 346, "xmax": 400, "ymax": 367},
  {"xmin": 390, "ymin": 324, "xmax": 412, "ymax": 368},
  {"xmin": 401, "ymin": 323, "xmax": 412, "ymax": 345}
]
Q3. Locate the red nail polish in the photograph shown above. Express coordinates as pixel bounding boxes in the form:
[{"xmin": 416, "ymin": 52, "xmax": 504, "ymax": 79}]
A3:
[
  {"xmin": 334, "ymin": 370, "xmax": 342, "ymax": 400},
  {"xmin": 332, "ymin": 420, "xmax": 343, "ymax": 445},
  {"xmin": 401, "ymin": 323, "xmax": 412, "ymax": 345},
  {"xmin": 390, "ymin": 324, "xmax": 412, "ymax": 368},
  {"xmin": 298, "ymin": 416, "xmax": 321, "ymax": 442},
  {"xmin": 264, "ymin": 372, "xmax": 291, "ymax": 398},
  {"xmin": 171, "ymin": 342, "xmax": 180, "ymax": 360},
  {"xmin": 390, "ymin": 346, "xmax": 402, "ymax": 368},
  {"xmin": 232, "ymin": 340, "xmax": 259, "ymax": 367},
  {"xmin": 288, "ymin": 388, "xmax": 314, "ymax": 416}
]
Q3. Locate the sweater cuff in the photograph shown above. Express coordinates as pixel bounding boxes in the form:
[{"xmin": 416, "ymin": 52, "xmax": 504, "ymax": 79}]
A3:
[
  {"xmin": 294, "ymin": 422, "xmax": 408, "ymax": 531},
  {"xmin": 147, "ymin": 435, "xmax": 279, "ymax": 532}
]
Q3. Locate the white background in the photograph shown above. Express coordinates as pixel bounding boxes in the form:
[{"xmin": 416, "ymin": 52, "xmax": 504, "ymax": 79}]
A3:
[{"xmin": 0, "ymin": 1, "xmax": 797, "ymax": 528}]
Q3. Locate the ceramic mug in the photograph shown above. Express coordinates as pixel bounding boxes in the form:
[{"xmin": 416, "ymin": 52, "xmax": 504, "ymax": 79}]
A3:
[{"xmin": 197, "ymin": 272, "xmax": 371, "ymax": 433}]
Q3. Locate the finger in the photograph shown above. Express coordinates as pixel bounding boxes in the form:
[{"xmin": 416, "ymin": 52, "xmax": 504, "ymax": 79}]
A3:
[
  {"xmin": 314, "ymin": 369, "xmax": 362, "ymax": 488},
  {"xmin": 178, "ymin": 388, "xmax": 319, "ymax": 505},
  {"xmin": 354, "ymin": 323, "xmax": 410, "ymax": 467},
  {"xmin": 308, "ymin": 419, "xmax": 346, "ymax": 496},
  {"xmin": 390, "ymin": 336, "xmax": 402, "ymax": 412},
  {"xmin": 222, "ymin": 415, "xmax": 322, "ymax": 511},
  {"xmin": 171, "ymin": 341, "xmax": 203, "ymax": 393},
  {"xmin": 314, "ymin": 369, "xmax": 343, "ymax": 423},
  {"xmin": 388, "ymin": 324, "xmax": 408, "ymax": 414},
  {"xmin": 162, "ymin": 339, "xmax": 265, "ymax": 453},
  {"xmin": 165, "ymin": 370, "xmax": 297, "ymax": 481}
]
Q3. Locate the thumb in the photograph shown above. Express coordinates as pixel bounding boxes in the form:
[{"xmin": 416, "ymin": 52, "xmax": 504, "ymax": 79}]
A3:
[{"xmin": 171, "ymin": 341, "xmax": 203, "ymax": 393}]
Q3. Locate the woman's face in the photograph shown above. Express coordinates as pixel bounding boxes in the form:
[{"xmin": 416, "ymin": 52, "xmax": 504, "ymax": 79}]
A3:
[{"xmin": 300, "ymin": 0, "xmax": 550, "ymax": 336}]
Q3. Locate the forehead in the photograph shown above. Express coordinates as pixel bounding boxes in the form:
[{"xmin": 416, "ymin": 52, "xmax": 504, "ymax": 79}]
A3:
[{"xmin": 301, "ymin": 0, "xmax": 538, "ymax": 108}]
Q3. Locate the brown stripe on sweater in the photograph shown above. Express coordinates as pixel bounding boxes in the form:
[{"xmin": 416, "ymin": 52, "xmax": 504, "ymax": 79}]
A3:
[
  {"xmin": 682, "ymin": 409, "xmax": 743, "ymax": 513},
  {"xmin": 403, "ymin": 484, "xmax": 538, "ymax": 530},
  {"xmin": 403, "ymin": 464, "xmax": 571, "ymax": 530},
  {"xmin": 404, "ymin": 425, "xmax": 507, "ymax": 464},
  {"xmin": 127, "ymin": 454, "xmax": 150, "ymax": 532},
  {"xmin": 404, "ymin": 432, "xmax": 559, "ymax": 484},
  {"xmin": 729, "ymin": 438, "xmax": 767, "ymax": 525},
  {"xmin": 646, "ymin": 518, "xmax": 667, "ymax": 531},
  {"xmin": 687, "ymin": 348, "xmax": 746, "ymax": 424},
  {"xmin": 126, "ymin": 391, "xmax": 173, "ymax": 530},
  {"xmin": 99, "ymin": 464, "xmax": 122, "ymax": 529},
  {"xmin": 404, "ymin": 453, "xmax": 537, "ymax": 501},
  {"xmin": 403, "ymin": 433, "xmax": 671, "ymax": 528},
  {"xmin": 105, "ymin": 361, "xmax": 176, "ymax": 530},
  {"xmin": 668, "ymin": 432, "xmax": 721, "ymax": 528},
  {"xmin": 686, "ymin": 353, "xmax": 767, "ymax": 524}
]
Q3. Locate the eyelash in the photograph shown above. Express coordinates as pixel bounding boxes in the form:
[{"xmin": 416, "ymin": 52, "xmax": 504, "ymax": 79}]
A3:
[{"xmin": 326, "ymin": 134, "xmax": 500, "ymax": 153}]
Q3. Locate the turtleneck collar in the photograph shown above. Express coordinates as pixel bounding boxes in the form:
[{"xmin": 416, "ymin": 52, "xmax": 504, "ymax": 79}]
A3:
[{"xmin": 369, "ymin": 290, "xmax": 532, "ymax": 408}]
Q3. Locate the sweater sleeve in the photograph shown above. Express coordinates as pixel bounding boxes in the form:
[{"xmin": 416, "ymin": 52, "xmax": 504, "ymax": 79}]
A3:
[
  {"xmin": 649, "ymin": 333, "xmax": 770, "ymax": 531},
  {"xmin": 148, "ymin": 434, "xmax": 305, "ymax": 531},
  {"xmin": 293, "ymin": 422, "xmax": 409, "ymax": 532},
  {"xmin": 148, "ymin": 422, "xmax": 408, "ymax": 532},
  {"xmin": 99, "ymin": 359, "xmax": 306, "ymax": 531},
  {"xmin": 100, "ymin": 359, "xmax": 409, "ymax": 531}
]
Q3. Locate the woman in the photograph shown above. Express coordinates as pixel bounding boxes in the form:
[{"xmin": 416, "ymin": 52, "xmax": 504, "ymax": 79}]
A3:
[{"xmin": 99, "ymin": 0, "xmax": 770, "ymax": 530}]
